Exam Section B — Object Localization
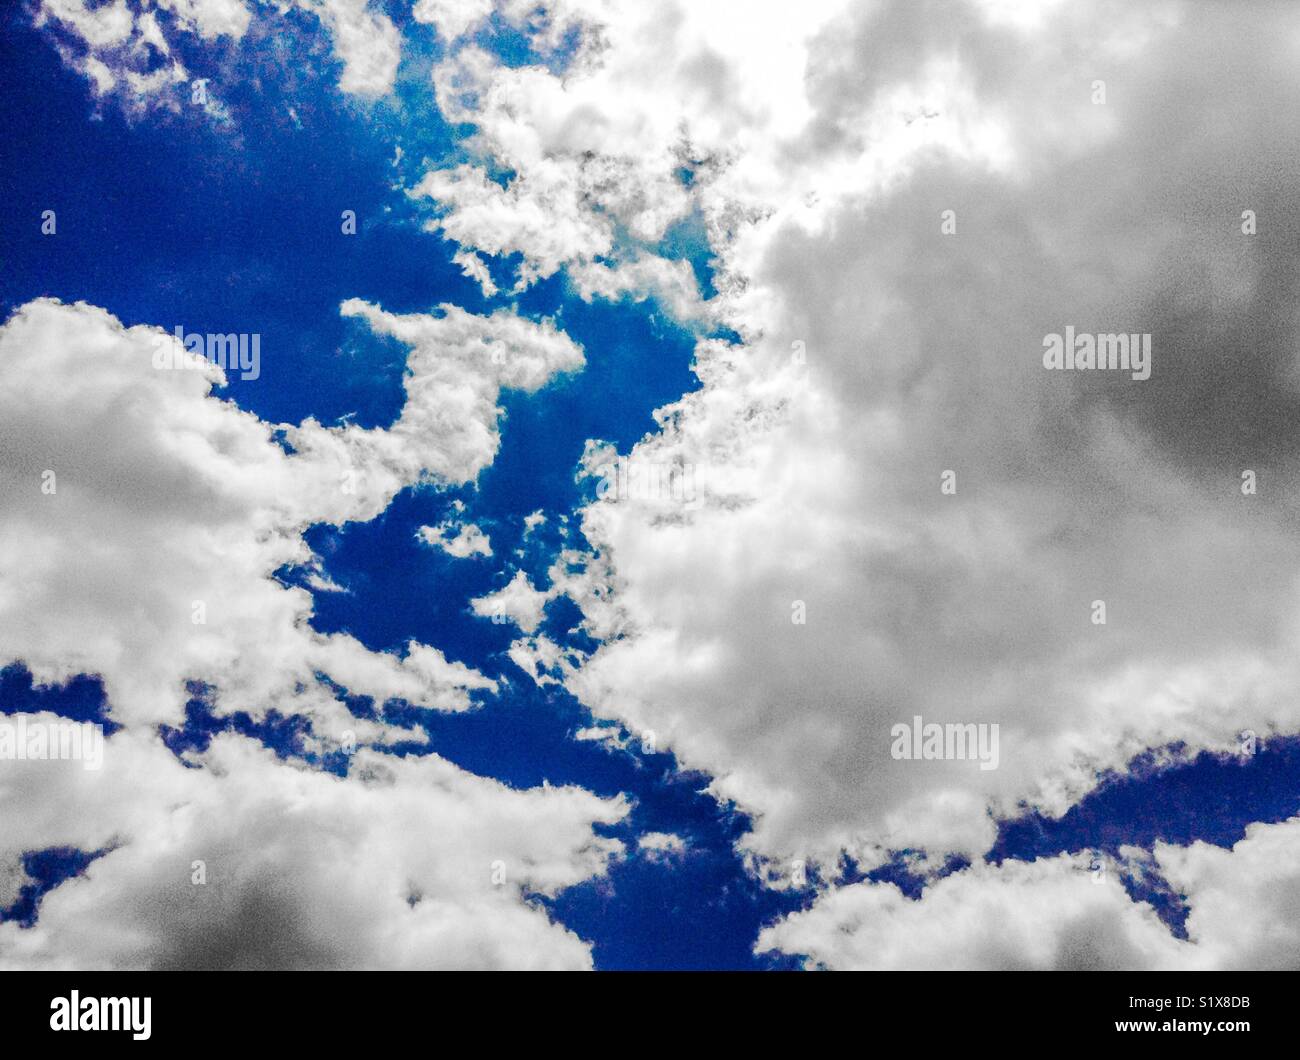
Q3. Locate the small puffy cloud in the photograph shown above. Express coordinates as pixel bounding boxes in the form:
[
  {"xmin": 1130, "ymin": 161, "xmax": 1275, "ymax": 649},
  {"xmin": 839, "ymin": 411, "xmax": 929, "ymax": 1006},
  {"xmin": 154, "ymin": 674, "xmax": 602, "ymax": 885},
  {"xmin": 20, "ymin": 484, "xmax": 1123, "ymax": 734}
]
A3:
[
  {"xmin": 452, "ymin": 248, "xmax": 499, "ymax": 299},
  {"xmin": 417, "ymin": 520, "xmax": 494, "ymax": 558},
  {"xmin": 471, "ymin": 570, "xmax": 550, "ymax": 634},
  {"xmin": 308, "ymin": 298, "xmax": 583, "ymax": 493},
  {"xmin": 301, "ymin": 0, "xmax": 402, "ymax": 97},
  {"xmin": 413, "ymin": 0, "xmax": 494, "ymax": 42},
  {"xmin": 412, "ymin": 158, "xmax": 615, "ymax": 290},
  {"xmin": 411, "ymin": 26, "xmax": 717, "ymax": 307},
  {"xmin": 638, "ymin": 832, "xmax": 687, "ymax": 861},
  {"xmin": 36, "ymin": 2, "xmax": 185, "ymax": 107},
  {"xmin": 155, "ymin": 0, "xmax": 253, "ymax": 40},
  {"xmin": 40, "ymin": 0, "xmax": 136, "ymax": 48}
]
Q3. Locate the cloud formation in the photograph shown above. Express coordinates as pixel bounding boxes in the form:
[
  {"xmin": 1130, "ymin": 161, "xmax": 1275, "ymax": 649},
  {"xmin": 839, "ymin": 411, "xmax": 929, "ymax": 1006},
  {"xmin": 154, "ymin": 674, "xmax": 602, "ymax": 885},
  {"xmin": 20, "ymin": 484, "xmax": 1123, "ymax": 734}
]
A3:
[
  {"xmin": 0, "ymin": 728, "xmax": 625, "ymax": 969},
  {"xmin": 20, "ymin": 0, "xmax": 1300, "ymax": 971},
  {"xmin": 0, "ymin": 295, "xmax": 615, "ymax": 968},
  {"xmin": 760, "ymin": 815, "xmax": 1300, "ymax": 970},
  {"xmin": 33, "ymin": 0, "xmax": 401, "ymax": 104},
  {"xmin": 416, "ymin": 0, "xmax": 1300, "ymax": 963}
]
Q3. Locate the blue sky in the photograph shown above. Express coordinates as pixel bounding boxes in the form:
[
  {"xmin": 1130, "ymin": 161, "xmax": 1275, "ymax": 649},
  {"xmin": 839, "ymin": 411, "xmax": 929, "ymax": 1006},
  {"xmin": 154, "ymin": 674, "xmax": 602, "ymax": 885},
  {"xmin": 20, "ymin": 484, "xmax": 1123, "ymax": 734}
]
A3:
[{"xmin": 3, "ymin": 0, "xmax": 1300, "ymax": 971}]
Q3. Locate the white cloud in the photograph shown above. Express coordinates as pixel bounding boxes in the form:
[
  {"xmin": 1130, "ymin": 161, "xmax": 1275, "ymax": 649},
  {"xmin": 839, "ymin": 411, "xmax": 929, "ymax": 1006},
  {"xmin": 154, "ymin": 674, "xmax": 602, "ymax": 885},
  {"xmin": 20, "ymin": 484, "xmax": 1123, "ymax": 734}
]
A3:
[
  {"xmin": 32, "ymin": 0, "xmax": 399, "ymax": 104},
  {"xmin": 471, "ymin": 570, "xmax": 550, "ymax": 634},
  {"xmin": 22, "ymin": 0, "xmax": 1300, "ymax": 972},
  {"xmin": 132, "ymin": 11, "xmax": 170, "ymax": 54},
  {"xmin": 759, "ymin": 853, "xmax": 1186, "ymax": 970},
  {"xmin": 155, "ymin": 0, "xmax": 252, "ymax": 40},
  {"xmin": 413, "ymin": 0, "xmax": 494, "ymax": 42},
  {"xmin": 0, "ymin": 728, "xmax": 626, "ymax": 969},
  {"xmin": 313, "ymin": 297, "xmax": 584, "ymax": 491},
  {"xmin": 415, "ymin": 0, "xmax": 1300, "ymax": 963},
  {"xmin": 39, "ymin": 0, "xmax": 137, "ymax": 49},
  {"xmin": 298, "ymin": 0, "xmax": 402, "ymax": 97},
  {"xmin": 1160, "ymin": 817, "xmax": 1300, "ymax": 970},
  {"xmin": 417, "ymin": 520, "xmax": 493, "ymax": 558},
  {"xmin": 34, "ymin": 0, "xmax": 249, "ymax": 107},
  {"xmin": 538, "ymin": 1, "xmax": 1300, "ymax": 856},
  {"xmin": 411, "ymin": 156, "xmax": 615, "ymax": 290},
  {"xmin": 452, "ymin": 248, "xmax": 499, "ymax": 299},
  {"xmin": 638, "ymin": 832, "xmax": 687, "ymax": 861},
  {"xmin": 0, "ymin": 294, "xmax": 618, "ymax": 967},
  {"xmin": 410, "ymin": 19, "xmax": 743, "ymax": 305},
  {"xmin": 0, "ymin": 297, "xmax": 577, "ymax": 730},
  {"xmin": 759, "ymin": 815, "xmax": 1300, "ymax": 970}
]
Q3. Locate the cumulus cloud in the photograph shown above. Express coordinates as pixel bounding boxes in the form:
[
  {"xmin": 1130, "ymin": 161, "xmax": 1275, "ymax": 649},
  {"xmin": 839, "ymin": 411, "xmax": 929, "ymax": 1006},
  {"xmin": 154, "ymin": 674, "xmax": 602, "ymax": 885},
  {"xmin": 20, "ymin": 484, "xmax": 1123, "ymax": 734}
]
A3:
[
  {"xmin": 1160, "ymin": 817, "xmax": 1300, "ymax": 970},
  {"xmin": 298, "ymin": 0, "xmax": 401, "ymax": 97},
  {"xmin": 760, "ymin": 815, "xmax": 1300, "ymax": 970},
  {"xmin": 22, "ymin": 0, "xmax": 1300, "ymax": 972},
  {"xmin": 0, "ymin": 295, "xmax": 615, "ymax": 967},
  {"xmin": 471, "ymin": 570, "xmax": 550, "ymax": 634},
  {"xmin": 545, "ymin": 0, "xmax": 1300, "ymax": 855},
  {"xmin": 412, "ymin": 0, "xmax": 494, "ymax": 42},
  {"xmin": 40, "ymin": 0, "xmax": 138, "ymax": 48},
  {"xmin": 760, "ymin": 854, "xmax": 1185, "ymax": 970},
  {"xmin": 155, "ymin": 0, "xmax": 253, "ymax": 40},
  {"xmin": 417, "ymin": 518, "xmax": 493, "ymax": 558},
  {"xmin": 416, "ymin": 0, "xmax": 1300, "ymax": 963},
  {"xmin": 0, "ymin": 728, "xmax": 626, "ymax": 969},
  {"xmin": 0, "ymin": 297, "xmax": 577, "ymax": 730},
  {"xmin": 408, "ymin": 16, "xmax": 740, "ymax": 309},
  {"xmin": 324, "ymin": 298, "xmax": 584, "ymax": 486}
]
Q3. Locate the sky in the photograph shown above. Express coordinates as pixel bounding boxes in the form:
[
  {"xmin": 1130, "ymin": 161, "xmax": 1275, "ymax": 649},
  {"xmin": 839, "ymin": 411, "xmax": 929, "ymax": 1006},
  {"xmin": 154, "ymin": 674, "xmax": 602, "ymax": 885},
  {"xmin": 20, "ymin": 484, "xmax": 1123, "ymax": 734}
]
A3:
[{"xmin": 1, "ymin": 0, "xmax": 1300, "ymax": 971}]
